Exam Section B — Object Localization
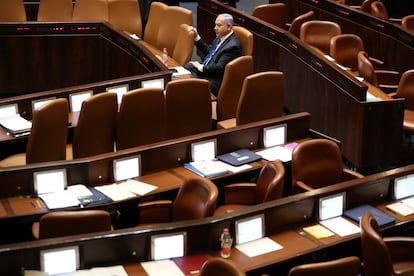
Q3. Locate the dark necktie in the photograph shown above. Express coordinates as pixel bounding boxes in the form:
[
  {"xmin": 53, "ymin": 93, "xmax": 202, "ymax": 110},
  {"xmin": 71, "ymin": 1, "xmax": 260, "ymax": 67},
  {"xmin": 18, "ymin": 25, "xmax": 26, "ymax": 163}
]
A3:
[{"xmin": 201, "ymin": 38, "xmax": 220, "ymax": 65}]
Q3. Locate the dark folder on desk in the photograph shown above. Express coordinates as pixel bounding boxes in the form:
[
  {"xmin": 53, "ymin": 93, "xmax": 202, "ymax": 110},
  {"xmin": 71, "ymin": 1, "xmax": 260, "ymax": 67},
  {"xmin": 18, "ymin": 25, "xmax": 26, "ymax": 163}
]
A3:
[
  {"xmin": 78, "ymin": 187, "xmax": 112, "ymax": 206},
  {"xmin": 343, "ymin": 204, "xmax": 395, "ymax": 226},
  {"xmin": 217, "ymin": 149, "xmax": 262, "ymax": 166}
]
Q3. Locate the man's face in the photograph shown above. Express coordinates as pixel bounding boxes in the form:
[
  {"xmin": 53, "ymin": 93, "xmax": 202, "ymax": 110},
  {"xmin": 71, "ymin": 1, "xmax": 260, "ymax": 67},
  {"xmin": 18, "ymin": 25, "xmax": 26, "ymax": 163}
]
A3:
[{"xmin": 214, "ymin": 16, "xmax": 232, "ymax": 38}]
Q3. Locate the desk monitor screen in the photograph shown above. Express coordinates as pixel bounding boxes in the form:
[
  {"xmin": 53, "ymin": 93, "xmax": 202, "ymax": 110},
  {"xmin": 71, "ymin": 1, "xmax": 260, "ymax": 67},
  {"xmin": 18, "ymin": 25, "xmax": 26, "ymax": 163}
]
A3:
[
  {"xmin": 191, "ymin": 139, "xmax": 217, "ymax": 162},
  {"xmin": 141, "ymin": 78, "xmax": 164, "ymax": 89},
  {"xmin": 69, "ymin": 90, "xmax": 92, "ymax": 113},
  {"xmin": 106, "ymin": 84, "xmax": 129, "ymax": 105},
  {"xmin": 263, "ymin": 124, "xmax": 286, "ymax": 148},
  {"xmin": 394, "ymin": 174, "xmax": 414, "ymax": 200},
  {"xmin": 113, "ymin": 155, "xmax": 140, "ymax": 182},
  {"xmin": 0, "ymin": 104, "xmax": 18, "ymax": 119},
  {"xmin": 235, "ymin": 214, "xmax": 265, "ymax": 245},
  {"xmin": 32, "ymin": 97, "xmax": 56, "ymax": 112},
  {"xmin": 151, "ymin": 231, "xmax": 186, "ymax": 260},
  {"xmin": 33, "ymin": 169, "xmax": 67, "ymax": 195},
  {"xmin": 318, "ymin": 192, "xmax": 346, "ymax": 221},
  {"xmin": 40, "ymin": 246, "xmax": 79, "ymax": 275}
]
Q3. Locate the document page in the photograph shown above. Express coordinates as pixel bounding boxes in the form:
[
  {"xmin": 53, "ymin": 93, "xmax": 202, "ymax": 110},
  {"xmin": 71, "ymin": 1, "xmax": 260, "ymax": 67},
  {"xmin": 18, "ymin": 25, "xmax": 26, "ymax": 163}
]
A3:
[
  {"xmin": 256, "ymin": 145, "xmax": 292, "ymax": 162},
  {"xmin": 386, "ymin": 202, "xmax": 414, "ymax": 216},
  {"xmin": 39, "ymin": 191, "xmax": 80, "ymax": 209},
  {"xmin": 95, "ymin": 184, "xmax": 136, "ymax": 201},
  {"xmin": 235, "ymin": 237, "xmax": 283, "ymax": 257},
  {"xmin": 319, "ymin": 217, "xmax": 360, "ymax": 237},
  {"xmin": 117, "ymin": 179, "xmax": 157, "ymax": 196},
  {"xmin": 141, "ymin": 260, "xmax": 185, "ymax": 276}
]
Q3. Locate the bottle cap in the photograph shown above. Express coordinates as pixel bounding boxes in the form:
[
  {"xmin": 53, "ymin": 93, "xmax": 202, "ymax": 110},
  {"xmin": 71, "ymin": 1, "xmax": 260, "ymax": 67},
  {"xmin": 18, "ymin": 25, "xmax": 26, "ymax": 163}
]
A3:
[{"xmin": 223, "ymin": 228, "xmax": 229, "ymax": 232}]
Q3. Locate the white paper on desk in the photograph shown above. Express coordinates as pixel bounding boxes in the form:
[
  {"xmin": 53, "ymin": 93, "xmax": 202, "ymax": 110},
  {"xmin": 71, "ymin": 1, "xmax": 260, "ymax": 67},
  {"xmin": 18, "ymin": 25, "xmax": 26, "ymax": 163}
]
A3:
[
  {"xmin": 320, "ymin": 216, "xmax": 360, "ymax": 237},
  {"xmin": 386, "ymin": 202, "xmax": 414, "ymax": 216},
  {"xmin": 221, "ymin": 161, "xmax": 252, "ymax": 173},
  {"xmin": 141, "ymin": 260, "xmax": 185, "ymax": 276},
  {"xmin": 256, "ymin": 146, "xmax": 292, "ymax": 162},
  {"xmin": 0, "ymin": 115, "xmax": 32, "ymax": 133},
  {"xmin": 170, "ymin": 66, "xmax": 191, "ymax": 76},
  {"xmin": 402, "ymin": 197, "xmax": 414, "ymax": 209},
  {"xmin": 67, "ymin": 184, "xmax": 93, "ymax": 199},
  {"xmin": 117, "ymin": 179, "xmax": 157, "ymax": 196},
  {"xmin": 235, "ymin": 237, "xmax": 283, "ymax": 257},
  {"xmin": 366, "ymin": 92, "xmax": 382, "ymax": 102},
  {"xmin": 95, "ymin": 184, "xmax": 136, "ymax": 201},
  {"xmin": 61, "ymin": 265, "xmax": 128, "ymax": 276},
  {"xmin": 39, "ymin": 191, "xmax": 80, "ymax": 209}
]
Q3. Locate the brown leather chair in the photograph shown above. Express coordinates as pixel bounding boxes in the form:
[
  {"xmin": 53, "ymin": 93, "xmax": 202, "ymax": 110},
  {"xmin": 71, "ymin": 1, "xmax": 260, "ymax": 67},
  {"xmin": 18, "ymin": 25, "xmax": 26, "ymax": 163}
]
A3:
[
  {"xmin": 357, "ymin": 51, "xmax": 400, "ymax": 93},
  {"xmin": 389, "ymin": 70, "xmax": 414, "ymax": 136},
  {"xmin": 32, "ymin": 210, "xmax": 113, "ymax": 239},
  {"xmin": 291, "ymin": 139, "xmax": 364, "ymax": 194},
  {"xmin": 138, "ymin": 178, "xmax": 219, "ymax": 224},
  {"xmin": 171, "ymin": 23, "xmax": 196, "ymax": 66},
  {"xmin": 252, "ymin": 3, "xmax": 288, "ymax": 29},
  {"xmin": 300, "ymin": 20, "xmax": 342, "ymax": 54},
  {"xmin": 108, "ymin": 0, "xmax": 142, "ymax": 37},
  {"xmin": 214, "ymin": 160, "xmax": 285, "ymax": 215},
  {"xmin": 155, "ymin": 5, "xmax": 193, "ymax": 55},
  {"xmin": 217, "ymin": 71, "xmax": 285, "ymax": 129},
  {"xmin": 360, "ymin": 212, "xmax": 414, "ymax": 276},
  {"xmin": 370, "ymin": 1, "xmax": 402, "ymax": 23},
  {"xmin": 0, "ymin": 0, "xmax": 26, "ymax": 22},
  {"xmin": 288, "ymin": 256, "xmax": 361, "ymax": 276},
  {"xmin": 360, "ymin": 0, "xmax": 375, "ymax": 13},
  {"xmin": 402, "ymin": 14, "xmax": 414, "ymax": 32},
  {"xmin": 68, "ymin": 92, "xmax": 117, "ymax": 159},
  {"xmin": 0, "ymin": 98, "xmax": 69, "ymax": 167},
  {"xmin": 200, "ymin": 257, "xmax": 246, "ymax": 276},
  {"xmin": 72, "ymin": 0, "xmax": 109, "ymax": 21},
  {"xmin": 216, "ymin": 55, "xmax": 253, "ymax": 121},
  {"xmin": 116, "ymin": 87, "xmax": 165, "ymax": 150},
  {"xmin": 232, "ymin": 26, "xmax": 254, "ymax": 56},
  {"xmin": 143, "ymin": 1, "xmax": 168, "ymax": 46},
  {"xmin": 165, "ymin": 79, "xmax": 212, "ymax": 139},
  {"xmin": 37, "ymin": 0, "xmax": 73, "ymax": 21},
  {"xmin": 288, "ymin": 10, "xmax": 314, "ymax": 38}
]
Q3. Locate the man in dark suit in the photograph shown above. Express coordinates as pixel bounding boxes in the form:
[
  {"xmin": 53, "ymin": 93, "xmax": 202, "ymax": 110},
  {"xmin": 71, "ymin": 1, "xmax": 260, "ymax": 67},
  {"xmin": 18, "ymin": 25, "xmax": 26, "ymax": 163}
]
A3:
[{"xmin": 184, "ymin": 13, "xmax": 243, "ymax": 96}]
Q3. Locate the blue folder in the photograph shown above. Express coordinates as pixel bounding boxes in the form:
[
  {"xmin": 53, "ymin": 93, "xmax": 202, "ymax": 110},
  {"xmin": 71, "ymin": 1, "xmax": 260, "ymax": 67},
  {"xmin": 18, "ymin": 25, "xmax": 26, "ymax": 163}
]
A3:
[
  {"xmin": 217, "ymin": 149, "xmax": 262, "ymax": 166},
  {"xmin": 343, "ymin": 204, "xmax": 395, "ymax": 227}
]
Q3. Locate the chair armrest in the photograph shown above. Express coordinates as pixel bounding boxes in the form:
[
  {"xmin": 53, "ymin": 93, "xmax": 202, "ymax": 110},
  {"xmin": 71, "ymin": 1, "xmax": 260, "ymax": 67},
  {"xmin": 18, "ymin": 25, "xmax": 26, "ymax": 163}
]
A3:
[
  {"xmin": 223, "ymin": 183, "xmax": 256, "ymax": 205},
  {"xmin": 388, "ymin": 92, "xmax": 398, "ymax": 98},
  {"xmin": 294, "ymin": 181, "xmax": 314, "ymax": 193},
  {"xmin": 368, "ymin": 56, "xmax": 384, "ymax": 67},
  {"xmin": 385, "ymin": 236, "xmax": 414, "ymax": 263},
  {"xmin": 342, "ymin": 169, "xmax": 364, "ymax": 180},
  {"xmin": 389, "ymin": 18, "xmax": 402, "ymax": 24},
  {"xmin": 138, "ymin": 200, "xmax": 172, "ymax": 224},
  {"xmin": 376, "ymin": 70, "xmax": 401, "ymax": 84}
]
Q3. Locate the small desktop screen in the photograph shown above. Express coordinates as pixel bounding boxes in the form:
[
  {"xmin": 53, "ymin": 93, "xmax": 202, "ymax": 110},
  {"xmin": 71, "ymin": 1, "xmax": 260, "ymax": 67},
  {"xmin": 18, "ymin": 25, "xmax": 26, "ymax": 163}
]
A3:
[
  {"xmin": 318, "ymin": 192, "xmax": 345, "ymax": 221},
  {"xmin": 106, "ymin": 84, "xmax": 129, "ymax": 105},
  {"xmin": 69, "ymin": 90, "xmax": 92, "ymax": 113},
  {"xmin": 235, "ymin": 214, "xmax": 265, "ymax": 245},
  {"xmin": 33, "ymin": 168, "xmax": 67, "ymax": 195},
  {"xmin": 113, "ymin": 155, "xmax": 140, "ymax": 182},
  {"xmin": 40, "ymin": 246, "xmax": 79, "ymax": 275},
  {"xmin": 263, "ymin": 124, "xmax": 286, "ymax": 148},
  {"xmin": 151, "ymin": 232, "xmax": 186, "ymax": 260},
  {"xmin": 394, "ymin": 173, "xmax": 414, "ymax": 200},
  {"xmin": 191, "ymin": 139, "xmax": 217, "ymax": 162},
  {"xmin": 141, "ymin": 78, "xmax": 164, "ymax": 89},
  {"xmin": 32, "ymin": 97, "xmax": 56, "ymax": 112}
]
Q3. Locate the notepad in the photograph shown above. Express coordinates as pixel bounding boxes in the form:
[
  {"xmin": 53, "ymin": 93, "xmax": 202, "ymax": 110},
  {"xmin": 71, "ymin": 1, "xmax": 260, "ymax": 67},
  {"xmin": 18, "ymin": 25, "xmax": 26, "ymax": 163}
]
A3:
[{"xmin": 303, "ymin": 224, "xmax": 335, "ymax": 239}]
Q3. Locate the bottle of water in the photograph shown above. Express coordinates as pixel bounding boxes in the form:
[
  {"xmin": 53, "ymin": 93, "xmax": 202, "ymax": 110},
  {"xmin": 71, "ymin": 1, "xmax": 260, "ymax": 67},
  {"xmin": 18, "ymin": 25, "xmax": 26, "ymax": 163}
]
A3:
[
  {"xmin": 220, "ymin": 228, "xmax": 232, "ymax": 258},
  {"xmin": 162, "ymin": 47, "xmax": 168, "ymax": 66}
]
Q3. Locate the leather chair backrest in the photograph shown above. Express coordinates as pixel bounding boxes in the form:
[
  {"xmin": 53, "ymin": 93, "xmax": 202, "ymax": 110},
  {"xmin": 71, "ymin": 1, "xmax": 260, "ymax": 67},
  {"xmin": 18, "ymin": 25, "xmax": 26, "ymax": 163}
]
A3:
[
  {"xmin": 72, "ymin": 92, "xmax": 117, "ymax": 158},
  {"xmin": 116, "ymin": 87, "xmax": 165, "ymax": 150},
  {"xmin": 256, "ymin": 160, "xmax": 285, "ymax": 203},
  {"xmin": 72, "ymin": 0, "xmax": 109, "ymax": 21},
  {"xmin": 38, "ymin": 210, "xmax": 112, "ymax": 239},
  {"xmin": 26, "ymin": 98, "xmax": 69, "ymax": 164},
  {"xmin": 156, "ymin": 6, "xmax": 193, "ymax": 55},
  {"xmin": 360, "ymin": 212, "xmax": 393, "ymax": 276},
  {"xmin": 200, "ymin": 257, "xmax": 246, "ymax": 276},
  {"xmin": 357, "ymin": 50, "xmax": 379, "ymax": 87},
  {"xmin": 252, "ymin": 3, "xmax": 288, "ymax": 29},
  {"xmin": 330, "ymin": 34, "xmax": 364, "ymax": 71},
  {"xmin": 165, "ymin": 79, "xmax": 212, "ymax": 139},
  {"xmin": 300, "ymin": 20, "xmax": 342, "ymax": 54},
  {"xmin": 402, "ymin": 15, "xmax": 414, "ymax": 32},
  {"xmin": 291, "ymin": 139, "xmax": 344, "ymax": 190},
  {"xmin": 172, "ymin": 178, "xmax": 218, "ymax": 221},
  {"xmin": 288, "ymin": 256, "xmax": 360, "ymax": 276},
  {"xmin": 143, "ymin": 1, "xmax": 167, "ymax": 46},
  {"xmin": 172, "ymin": 23, "xmax": 196, "ymax": 66},
  {"xmin": 288, "ymin": 10, "xmax": 314, "ymax": 38},
  {"xmin": 232, "ymin": 26, "xmax": 253, "ymax": 56},
  {"xmin": 360, "ymin": 0, "xmax": 375, "ymax": 13},
  {"xmin": 37, "ymin": 0, "xmax": 73, "ymax": 21},
  {"xmin": 236, "ymin": 71, "xmax": 284, "ymax": 125},
  {"xmin": 0, "ymin": 0, "xmax": 26, "ymax": 22},
  {"xmin": 217, "ymin": 55, "xmax": 253, "ymax": 121},
  {"xmin": 396, "ymin": 69, "xmax": 414, "ymax": 111},
  {"xmin": 108, "ymin": 0, "xmax": 142, "ymax": 37},
  {"xmin": 371, "ymin": 1, "xmax": 389, "ymax": 20}
]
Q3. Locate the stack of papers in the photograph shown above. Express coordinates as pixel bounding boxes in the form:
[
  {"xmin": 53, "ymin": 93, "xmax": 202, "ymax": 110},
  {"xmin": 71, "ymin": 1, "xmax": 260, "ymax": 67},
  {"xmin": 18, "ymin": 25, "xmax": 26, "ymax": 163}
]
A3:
[
  {"xmin": 95, "ymin": 180, "xmax": 158, "ymax": 201},
  {"xmin": 141, "ymin": 260, "xmax": 185, "ymax": 276},
  {"xmin": 235, "ymin": 237, "xmax": 283, "ymax": 257},
  {"xmin": 387, "ymin": 197, "xmax": 414, "ymax": 216},
  {"xmin": 319, "ymin": 217, "xmax": 360, "ymax": 237},
  {"xmin": 0, "ymin": 115, "xmax": 32, "ymax": 136},
  {"xmin": 184, "ymin": 160, "xmax": 228, "ymax": 177},
  {"xmin": 24, "ymin": 265, "xmax": 127, "ymax": 276},
  {"xmin": 39, "ymin": 190, "xmax": 81, "ymax": 209}
]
